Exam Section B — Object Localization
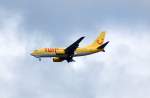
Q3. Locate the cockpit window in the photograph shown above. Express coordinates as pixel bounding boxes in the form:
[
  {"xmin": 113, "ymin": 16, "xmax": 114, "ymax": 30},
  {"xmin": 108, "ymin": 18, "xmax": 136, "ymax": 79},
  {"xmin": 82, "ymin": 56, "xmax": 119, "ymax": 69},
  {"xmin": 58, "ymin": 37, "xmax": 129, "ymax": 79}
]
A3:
[{"xmin": 34, "ymin": 50, "xmax": 38, "ymax": 52}]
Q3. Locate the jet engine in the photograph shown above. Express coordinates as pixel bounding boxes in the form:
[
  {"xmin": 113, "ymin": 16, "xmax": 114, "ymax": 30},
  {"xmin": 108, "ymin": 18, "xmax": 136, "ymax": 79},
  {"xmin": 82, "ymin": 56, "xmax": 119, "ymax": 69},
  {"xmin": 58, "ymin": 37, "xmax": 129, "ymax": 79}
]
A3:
[{"xmin": 52, "ymin": 57, "xmax": 64, "ymax": 62}]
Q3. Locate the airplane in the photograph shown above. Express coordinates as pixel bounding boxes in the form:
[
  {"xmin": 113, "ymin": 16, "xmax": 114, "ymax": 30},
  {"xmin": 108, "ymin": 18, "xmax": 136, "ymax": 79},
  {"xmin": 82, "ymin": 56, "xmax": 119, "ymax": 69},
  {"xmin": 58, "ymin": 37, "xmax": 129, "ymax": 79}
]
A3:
[{"xmin": 31, "ymin": 32, "xmax": 109, "ymax": 63}]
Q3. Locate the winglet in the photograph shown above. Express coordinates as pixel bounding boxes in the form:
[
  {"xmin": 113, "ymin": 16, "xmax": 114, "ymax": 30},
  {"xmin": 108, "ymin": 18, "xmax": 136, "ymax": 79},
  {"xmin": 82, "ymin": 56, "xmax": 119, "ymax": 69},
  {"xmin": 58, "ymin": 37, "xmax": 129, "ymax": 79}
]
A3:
[{"xmin": 77, "ymin": 36, "xmax": 85, "ymax": 43}]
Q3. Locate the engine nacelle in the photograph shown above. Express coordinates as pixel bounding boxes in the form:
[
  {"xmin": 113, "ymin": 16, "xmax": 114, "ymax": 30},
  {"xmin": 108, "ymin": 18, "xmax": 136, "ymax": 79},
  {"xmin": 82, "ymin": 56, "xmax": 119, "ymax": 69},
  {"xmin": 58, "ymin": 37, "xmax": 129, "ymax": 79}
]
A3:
[{"xmin": 52, "ymin": 57, "xmax": 64, "ymax": 62}]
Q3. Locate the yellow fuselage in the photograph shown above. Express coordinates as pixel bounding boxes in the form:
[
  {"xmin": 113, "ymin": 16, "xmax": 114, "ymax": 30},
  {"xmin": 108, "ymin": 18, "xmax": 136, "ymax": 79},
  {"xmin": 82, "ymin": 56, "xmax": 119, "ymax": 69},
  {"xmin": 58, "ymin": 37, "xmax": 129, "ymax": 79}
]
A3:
[{"xmin": 31, "ymin": 47, "xmax": 102, "ymax": 58}]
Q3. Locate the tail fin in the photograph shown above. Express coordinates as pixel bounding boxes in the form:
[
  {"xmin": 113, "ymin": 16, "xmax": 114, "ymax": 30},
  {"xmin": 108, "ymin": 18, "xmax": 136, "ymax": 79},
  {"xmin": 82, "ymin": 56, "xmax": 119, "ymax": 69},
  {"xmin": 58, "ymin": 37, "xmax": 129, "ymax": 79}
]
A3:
[{"xmin": 86, "ymin": 32, "xmax": 106, "ymax": 48}]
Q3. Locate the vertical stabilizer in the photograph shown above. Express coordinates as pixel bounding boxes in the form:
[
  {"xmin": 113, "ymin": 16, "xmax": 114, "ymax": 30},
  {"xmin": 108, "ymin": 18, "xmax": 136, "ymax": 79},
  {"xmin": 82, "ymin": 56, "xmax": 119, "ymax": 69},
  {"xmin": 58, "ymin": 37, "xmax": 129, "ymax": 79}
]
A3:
[{"xmin": 86, "ymin": 32, "xmax": 106, "ymax": 48}]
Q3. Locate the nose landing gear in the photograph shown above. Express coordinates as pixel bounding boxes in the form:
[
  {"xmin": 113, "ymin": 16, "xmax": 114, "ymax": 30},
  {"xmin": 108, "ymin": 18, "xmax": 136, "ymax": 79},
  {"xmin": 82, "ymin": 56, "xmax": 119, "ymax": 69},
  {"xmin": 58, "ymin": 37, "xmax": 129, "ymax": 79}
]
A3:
[{"xmin": 38, "ymin": 58, "xmax": 41, "ymax": 61}]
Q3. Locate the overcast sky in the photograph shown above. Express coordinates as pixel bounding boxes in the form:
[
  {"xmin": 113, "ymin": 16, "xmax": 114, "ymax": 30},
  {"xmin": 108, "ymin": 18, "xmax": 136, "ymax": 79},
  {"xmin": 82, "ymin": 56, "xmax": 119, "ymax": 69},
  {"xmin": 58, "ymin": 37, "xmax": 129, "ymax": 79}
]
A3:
[{"xmin": 0, "ymin": 0, "xmax": 150, "ymax": 98}]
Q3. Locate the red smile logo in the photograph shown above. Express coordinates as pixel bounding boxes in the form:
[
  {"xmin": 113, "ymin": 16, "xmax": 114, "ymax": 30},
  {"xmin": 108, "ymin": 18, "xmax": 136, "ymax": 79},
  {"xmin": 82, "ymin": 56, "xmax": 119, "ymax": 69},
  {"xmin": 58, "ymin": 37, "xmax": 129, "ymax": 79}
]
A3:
[{"xmin": 96, "ymin": 39, "xmax": 103, "ymax": 44}]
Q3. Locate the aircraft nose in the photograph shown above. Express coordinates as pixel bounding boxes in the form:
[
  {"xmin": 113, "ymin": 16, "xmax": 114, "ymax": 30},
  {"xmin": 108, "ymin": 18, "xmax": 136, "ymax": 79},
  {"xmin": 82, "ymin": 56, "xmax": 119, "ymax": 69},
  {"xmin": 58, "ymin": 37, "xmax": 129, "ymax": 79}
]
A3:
[{"xmin": 30, "ymin": 52, "xmax": 34, "ymax": 56}]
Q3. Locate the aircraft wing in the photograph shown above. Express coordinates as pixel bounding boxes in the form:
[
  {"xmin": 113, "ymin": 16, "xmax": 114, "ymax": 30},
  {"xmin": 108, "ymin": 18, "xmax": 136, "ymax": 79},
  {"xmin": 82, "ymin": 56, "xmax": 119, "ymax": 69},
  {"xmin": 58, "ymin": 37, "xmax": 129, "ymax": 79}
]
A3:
[{"xmin": 64, "ymin": 36, "xmax": 85, "ymax": 62}]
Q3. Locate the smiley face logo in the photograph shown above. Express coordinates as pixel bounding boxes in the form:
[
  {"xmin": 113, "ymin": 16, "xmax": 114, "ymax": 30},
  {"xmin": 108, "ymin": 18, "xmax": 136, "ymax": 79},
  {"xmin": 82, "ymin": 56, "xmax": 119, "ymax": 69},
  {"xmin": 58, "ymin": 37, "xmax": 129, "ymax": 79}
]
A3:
[{"xmin": 96, "ymin": 39, "xmax": 104, "ymax": 44}]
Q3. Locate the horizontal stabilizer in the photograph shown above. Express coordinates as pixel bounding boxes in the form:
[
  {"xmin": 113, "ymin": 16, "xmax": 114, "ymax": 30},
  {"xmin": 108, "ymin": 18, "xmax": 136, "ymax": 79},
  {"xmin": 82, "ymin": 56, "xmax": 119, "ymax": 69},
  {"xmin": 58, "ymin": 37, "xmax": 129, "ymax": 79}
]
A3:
[{"xmin": 97, "ymin": 41, "xmax": 109, "ymax": 49}]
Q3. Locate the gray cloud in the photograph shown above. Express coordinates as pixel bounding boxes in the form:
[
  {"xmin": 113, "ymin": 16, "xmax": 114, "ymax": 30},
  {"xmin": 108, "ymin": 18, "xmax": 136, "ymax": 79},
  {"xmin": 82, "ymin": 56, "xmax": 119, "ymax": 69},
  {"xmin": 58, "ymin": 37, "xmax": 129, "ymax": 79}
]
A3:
[{"xmin": 0, "ymin": 0, "xmax": 150, "ymax": 35}]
